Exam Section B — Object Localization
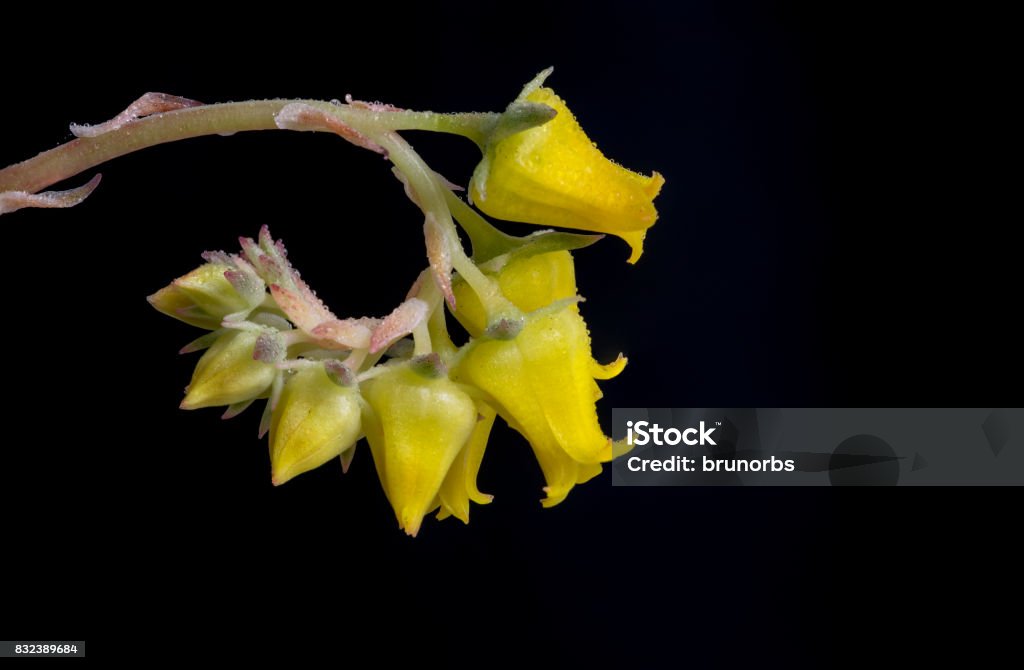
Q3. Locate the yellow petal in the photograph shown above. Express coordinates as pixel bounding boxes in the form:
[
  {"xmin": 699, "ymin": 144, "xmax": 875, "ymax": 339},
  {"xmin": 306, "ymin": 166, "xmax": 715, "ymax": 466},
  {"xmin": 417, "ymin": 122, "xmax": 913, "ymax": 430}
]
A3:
[
  {"xmin": 470, "ymin": 87, "xmax": 664, "ymax": 262},
  {"xmin": 576, "ymin": 461, "xmax": 603, "ymax": 485},
  {"xmin": 464, "ymin": 404, "xmax": 497, "ymax": 506},
  {"xmin": 618, "ymin": 228, "xmax": 650, "ymax": 265},
  {"xmin": 269, "ymin": 365, "xmax": 362, "ymax": 486},
  {"xmin": 591, "ymin": 353, "xmax": 628, "ymax": 380},
  {"xmin": 506, "ymin": 413, "xmax": 601, "ymax": 508},
  {"xmin": 519, "ymin": 310, "xmax": 612, "ymax": 464},
  {"xmin": 496, "ymin": 250, "xmax": 578, "ymax": 313},
  {"xmin": 453, "ymin": 250, "xmax": 579, "ymax": 336},
  {"xmin": 180, "ymin": 330, "xmax": 277, "ymax": 409},
  {"xmin": 438, "ymin": 402, "xmax": 496, "ymax": 523},
  {"xmin": 362, "ymin": 364, "xmax": 477, "ymax": 536},
  {"xmin": 535, "ymin": 434, "xmax": 590, "ymax": 506}
]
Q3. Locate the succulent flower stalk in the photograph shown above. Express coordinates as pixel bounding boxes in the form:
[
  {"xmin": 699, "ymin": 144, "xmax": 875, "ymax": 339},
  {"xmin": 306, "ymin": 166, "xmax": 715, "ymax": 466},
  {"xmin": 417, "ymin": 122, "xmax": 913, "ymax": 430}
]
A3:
[{"xmin": 0, "ymin": 69, "xmax": 663, "ymax": 536}]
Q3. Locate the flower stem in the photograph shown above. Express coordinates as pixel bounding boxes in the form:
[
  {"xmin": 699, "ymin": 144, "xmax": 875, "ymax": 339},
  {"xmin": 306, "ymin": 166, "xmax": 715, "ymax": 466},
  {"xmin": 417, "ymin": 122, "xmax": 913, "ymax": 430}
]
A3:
[
  {"xmin": 0, "ymin": 99, "xmax": 495, "ymax": 195},
  {"xmin": 366, "ymin": 129, "xmax": 520, "ymax": 321}
]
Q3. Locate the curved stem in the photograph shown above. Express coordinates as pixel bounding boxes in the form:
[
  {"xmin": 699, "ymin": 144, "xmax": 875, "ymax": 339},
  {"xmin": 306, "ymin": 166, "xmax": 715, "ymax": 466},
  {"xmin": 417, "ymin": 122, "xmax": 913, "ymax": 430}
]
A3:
[
  {"xmin": 367, "ymin": 129, "xmax": 520, "ymax": 321},
  {"xmin": 0, "ymin": 99, "xmax": 495, "ymax": 195}
]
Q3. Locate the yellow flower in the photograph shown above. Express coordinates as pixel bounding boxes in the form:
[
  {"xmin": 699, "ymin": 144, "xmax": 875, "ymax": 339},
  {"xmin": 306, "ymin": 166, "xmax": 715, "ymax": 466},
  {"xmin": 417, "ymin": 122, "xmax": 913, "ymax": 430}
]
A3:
[
  {"xmin": 148, "ymin": 261, "xmax": 265, "ymax": 329},
  {"xmin": 452, "ymin": 250, "xmax": 627, "ymax": 506},
  {"xmin": 269, "ymin": 364, "xmax": 362, "ymax": 486},
  {"xmin": 470, "ymin": 84, "xmax": 665, "ymax": 263},
  {"xmin": 180, "ymin": 329, "xmax": 281, "ymax": 409},
  {"xmin": 361, "ymin": 359, "xmax": 478, "ymax": 536}
]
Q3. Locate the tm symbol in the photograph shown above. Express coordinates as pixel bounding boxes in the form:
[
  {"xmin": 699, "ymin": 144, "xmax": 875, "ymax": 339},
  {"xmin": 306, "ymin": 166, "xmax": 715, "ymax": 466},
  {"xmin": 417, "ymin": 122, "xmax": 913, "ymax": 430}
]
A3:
[{"xmin": 715, "ymin": 421, "xmax": 722, "ymax": 426}]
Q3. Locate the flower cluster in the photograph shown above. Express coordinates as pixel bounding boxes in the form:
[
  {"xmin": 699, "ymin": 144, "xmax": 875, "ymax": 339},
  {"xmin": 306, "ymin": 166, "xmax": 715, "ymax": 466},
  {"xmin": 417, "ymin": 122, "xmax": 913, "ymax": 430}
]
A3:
[{"xmin": 147, "ymin": 70, "xmax": 663, "ymax": 535}]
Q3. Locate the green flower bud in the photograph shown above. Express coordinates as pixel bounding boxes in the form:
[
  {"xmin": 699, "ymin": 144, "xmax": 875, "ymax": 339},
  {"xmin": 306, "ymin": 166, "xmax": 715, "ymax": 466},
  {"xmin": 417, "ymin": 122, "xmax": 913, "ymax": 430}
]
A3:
[
  {"xmin": 180, "ymin": 329, "xmax": 279, "ymax": 409},
  {"xmin": 148, "ymin": 261, "xmax": 265, "ymax": 329}
]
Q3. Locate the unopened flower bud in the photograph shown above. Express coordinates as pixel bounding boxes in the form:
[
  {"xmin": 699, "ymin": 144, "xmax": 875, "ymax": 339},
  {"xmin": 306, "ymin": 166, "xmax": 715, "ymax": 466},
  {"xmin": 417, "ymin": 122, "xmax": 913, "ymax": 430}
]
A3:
[
  {"xmin": 180, "ymin": 329, "xmax": 279, "ymax": 409},
  {"xmin": 362, "ymin": 363, "xmax": 477, "ymax": 536},
  {"xmin": 269, "ymin": 364, "xmax": 362, "ymax": 485},
  {"xmin": 148, "ymin": 262, "xmax": 265, "ymax": 329}
]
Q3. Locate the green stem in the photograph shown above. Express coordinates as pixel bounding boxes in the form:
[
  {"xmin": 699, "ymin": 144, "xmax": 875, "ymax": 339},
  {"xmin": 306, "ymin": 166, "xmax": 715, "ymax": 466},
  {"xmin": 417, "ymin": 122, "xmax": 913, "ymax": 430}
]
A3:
[
  {"xmin": 412, "ymin": 320, "xmax": 433, "ymax": 357},
  {"xmin": 409, "ymin": 268, "xmax": 458, "ymax": 358},
  {"xmin": 0, "ymin": 99, "xmax": 494, "ymax": 195},
  {"xmin": 367, "ymin": 129, "xmax": 519, "ymax": 321}
]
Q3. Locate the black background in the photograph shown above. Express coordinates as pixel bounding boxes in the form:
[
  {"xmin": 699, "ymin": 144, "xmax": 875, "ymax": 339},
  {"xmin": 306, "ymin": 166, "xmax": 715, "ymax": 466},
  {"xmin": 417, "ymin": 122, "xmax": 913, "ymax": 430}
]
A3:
[{"xmin": 1, "ymin": 2, "xmax": 1016, "ymax": 663}]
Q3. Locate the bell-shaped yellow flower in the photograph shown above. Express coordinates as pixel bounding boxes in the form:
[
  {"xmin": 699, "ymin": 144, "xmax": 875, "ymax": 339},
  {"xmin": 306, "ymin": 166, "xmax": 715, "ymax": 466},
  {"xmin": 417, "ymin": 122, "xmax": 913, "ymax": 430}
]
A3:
[
  {"xmin": 456, "ymin": 304, "xmax": 620, "ymax": 506},
  {"xmin": 148, "ymin": 261, "xmax": 265, "ymax": 329},
  {"xmin": 470, "ymin": 86, "xmax": 665, "ymax": 263},
  {"xmin": 180, "ymin": 329, "xmax": 280, "ymax": 409},
  {"xmin": 452, "ymin": 251, "xmax": 627, "ymax": 506},
  {"xmin": 362, "ymin": 359, "xmax": 478, "ymax": 536},
  {"xmin": 269, "ymin": 364, "xmax": 362, "ymax": 486}
]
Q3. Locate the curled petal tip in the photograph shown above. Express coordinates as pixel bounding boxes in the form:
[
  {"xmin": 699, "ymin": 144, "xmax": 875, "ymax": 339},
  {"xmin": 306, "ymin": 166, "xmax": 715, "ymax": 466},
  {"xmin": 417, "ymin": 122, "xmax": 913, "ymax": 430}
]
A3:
[
  {"xmin": 612, "ymin": 437, "xmax": 635, "ymax": 459},
  {"xmin": 539, "ymin": 486, "xmax": 571, "ymax": 509},
  {"xmin": 621, "ymin": 229, "xmax": 648, "ymax": 264},
  {"xmin": 592, "ymin": 353, "xmax": 628, "ymax": 380}
]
